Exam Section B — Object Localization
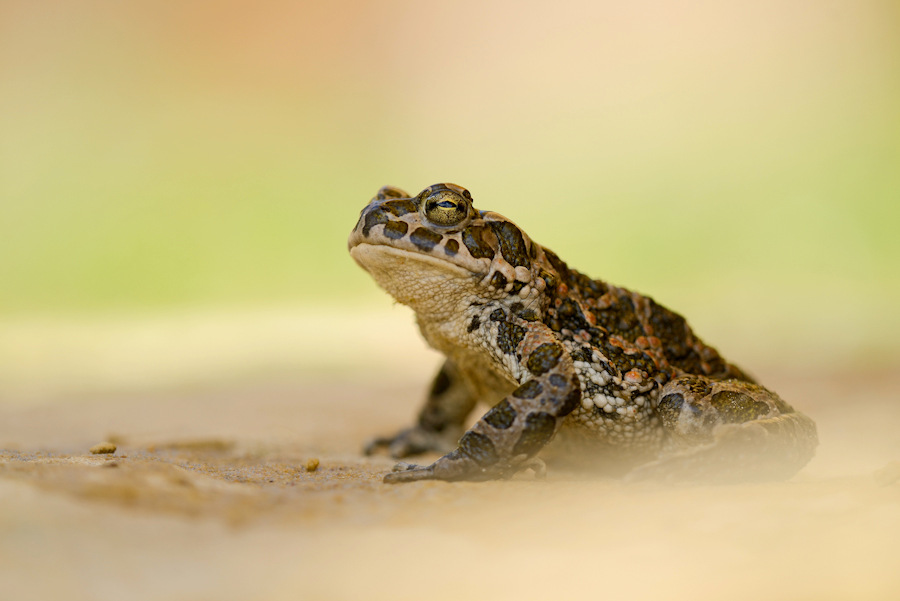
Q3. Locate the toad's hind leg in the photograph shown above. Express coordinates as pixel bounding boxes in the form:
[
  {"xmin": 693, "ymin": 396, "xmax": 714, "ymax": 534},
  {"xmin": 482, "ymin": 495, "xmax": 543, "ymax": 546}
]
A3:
[
  {"xmin": 364, "ymin": 360, "xmax": 477, "ymax": 458},
  {"xmin": 629, "ymin": 376, "xmax": 818, "ymax": 482}
]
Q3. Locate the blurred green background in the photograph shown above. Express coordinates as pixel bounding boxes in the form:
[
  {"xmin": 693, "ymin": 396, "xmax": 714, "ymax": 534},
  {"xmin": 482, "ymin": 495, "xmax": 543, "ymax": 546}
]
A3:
[{"xmin": 1, "ymin": 1, "xmax": 898, "ymax": 400}]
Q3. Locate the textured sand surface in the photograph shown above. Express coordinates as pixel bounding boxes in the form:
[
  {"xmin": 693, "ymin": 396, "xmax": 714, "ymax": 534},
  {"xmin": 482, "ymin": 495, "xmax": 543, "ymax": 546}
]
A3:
[{"xmin": 1, "ymin": 371, "xmax": 899, "ymax": 601}]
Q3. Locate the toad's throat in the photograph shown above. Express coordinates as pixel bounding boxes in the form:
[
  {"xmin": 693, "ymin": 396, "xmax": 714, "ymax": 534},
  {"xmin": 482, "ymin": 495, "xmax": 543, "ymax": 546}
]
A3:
[{"xmin": 350, "ymin": 244, "xmax": 485, "ymax": 318}]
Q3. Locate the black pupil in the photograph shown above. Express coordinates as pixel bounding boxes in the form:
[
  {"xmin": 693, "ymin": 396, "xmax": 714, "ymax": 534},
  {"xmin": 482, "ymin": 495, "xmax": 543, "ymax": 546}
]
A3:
[{"xmin": 436, "ymin": 200, "xmax": 456, "ymax": 209}]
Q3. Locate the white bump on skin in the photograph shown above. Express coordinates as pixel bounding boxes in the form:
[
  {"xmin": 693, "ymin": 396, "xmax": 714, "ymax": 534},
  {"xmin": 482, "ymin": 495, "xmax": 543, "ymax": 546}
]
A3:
[
  {"xmin": 514, "ymin": 266, "xmax": 531, "ymax": 282},
  {"xmin": 495, "ymin": 261, "xmax": 518, "ymax": 284}
]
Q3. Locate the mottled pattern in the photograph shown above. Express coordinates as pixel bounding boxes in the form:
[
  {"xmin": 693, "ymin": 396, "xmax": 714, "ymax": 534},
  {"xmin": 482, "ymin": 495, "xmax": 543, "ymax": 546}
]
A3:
[{"xmin": 349, "ymin": 183, "xmax": 818, "ymax": 483}]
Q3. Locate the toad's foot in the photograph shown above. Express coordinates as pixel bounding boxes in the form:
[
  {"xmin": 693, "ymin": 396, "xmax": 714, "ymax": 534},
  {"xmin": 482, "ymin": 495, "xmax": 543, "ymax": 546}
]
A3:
[
  {"xmin": 364, "ymin": 426, "xmax": 460, "ymax": 458},
  {"xmin": 383, "ymin": 462, "xmax": 431, "ymax": 484},
  {"xmin": 382, "ymin": 452, "xmax": 502, "ymax": 484},
  {"xmin": 383, "ymin": 454, "xmax": 547, "ymax": 484}
]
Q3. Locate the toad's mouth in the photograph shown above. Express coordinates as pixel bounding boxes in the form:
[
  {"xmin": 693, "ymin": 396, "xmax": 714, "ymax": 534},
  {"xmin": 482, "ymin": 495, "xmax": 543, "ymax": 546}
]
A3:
[
  {"xmin": 350, "ymin": 243, "xmax": 478, "ymax": 281},
  {"xmin": 349, "ymin": 243, "xmax": 487, "ymax": 316}
]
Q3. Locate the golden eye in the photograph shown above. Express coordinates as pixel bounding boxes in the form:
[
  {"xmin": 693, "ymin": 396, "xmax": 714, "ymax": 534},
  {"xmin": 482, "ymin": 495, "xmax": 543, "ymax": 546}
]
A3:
[{"xmin": 422, "ymin": 189, "xmax": 469, "ymax": 227}]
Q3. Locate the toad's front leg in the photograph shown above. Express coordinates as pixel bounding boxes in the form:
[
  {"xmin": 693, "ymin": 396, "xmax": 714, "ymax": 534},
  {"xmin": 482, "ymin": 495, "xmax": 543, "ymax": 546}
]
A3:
[{"xmin": 384, "ymin": 342, "xmax": 581, "ymax": 483}]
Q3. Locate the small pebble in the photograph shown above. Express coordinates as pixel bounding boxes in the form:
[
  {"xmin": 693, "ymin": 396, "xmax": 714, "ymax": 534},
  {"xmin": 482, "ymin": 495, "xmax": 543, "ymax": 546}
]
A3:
[
  {"xmin": 90, "ymin": 442, "xmax": 117, "ymax": 455},
  {"xmin": 306, "ymin": 458, "xmax": 320, "ymax": 472}
]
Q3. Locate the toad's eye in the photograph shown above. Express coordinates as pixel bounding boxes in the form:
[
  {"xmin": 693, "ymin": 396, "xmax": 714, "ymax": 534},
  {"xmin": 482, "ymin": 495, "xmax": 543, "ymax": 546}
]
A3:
[{"xmin": 422, "ymin": 190, "xmax": 469, "ymax": 227}]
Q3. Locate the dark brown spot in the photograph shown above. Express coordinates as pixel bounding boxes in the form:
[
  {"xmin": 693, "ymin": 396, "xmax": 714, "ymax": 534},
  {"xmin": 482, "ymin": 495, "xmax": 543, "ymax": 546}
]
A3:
[
  {"xmin": 467, "ymin": 315, "xmax": 481, "ymax": 333},
  {"xmin": 489, "ymin": 308, "xmax": 506, "ymax": 322},
  {"xmin": 539, "ymin": 269, "xmax": 559, "ymax": 291},
  {"xmin": 519, "ymin": 309, "xmax": 539, "ymax": 322},
  {"xmin": 362, "ymin": 209, "xmax": 389, "ymax": 236},
  {"xmin": 526, "ymin": 343, "xmax": 563, "ymax": 376},
  {"xmin": 376, "ymin": 187, "xmax": 406, "ymax": 201},
  {"xmin": 656, "ymin": 393, "xmax": 685, "ymax": 429},
  {"xmin": 382, "ymin": 220, "xmax": 408, "ymax": 240},
  {"xmin": 497, "ymin": 321, "xmax": 526, "ymax": 355},
  {"xmin": 409, "ymin": 227, "xmax": 443, "ymax": 251},
  {"xmin": 444, "ymin": 239, "xmax": 459, "ymax": 256},
  {"xmin": 511, "ymin": 302, "xmax": 540, "ymax": 322},
  {"xmin": 489, "ymin": 221, "xmax": 531, "ymax": 268},
  {"xmin": 549, "ymin": 374, "xmax": 567, "ymax": 388},
  {"xmin": 382, "ymin": 199, "xmax": 417, "ymax": 216},
  {"xmin": 543, "ymin": 249, "xmax": 570, "ymax": 284},
  {"xmin": 595, "ymin": 339, "xmax": 656, "ymax": 376},
  {"xmin": 483, "ymin": 400, "xmax": 517, "ymax": 430},
  {"xmin": 569, "ymin": 347, "xmax": 593, "ymax": 364},
  {"xmin": 489, "ymin": 272, "xmax": 508, "ymax": 289},
  {"xmin": 458, "ymin": 431, "xmax": 498, "ymax": 466},
  {"xmin": 556, "ymin": 377, "xmax": 581, "ymax": 416},
  {"xmin": 709, "ymin": 390, "xmax": 771, "ymax": 423},
  {"xmin": 512, "ymin": 412, "xmax": 556, "ymax": 456},
  {"xmin": 461, "ymin": 225, "xmax": 496, "ymax": 259},
  {"xmin": 512, "ymin": 380, "xmax": 543, "ymax": 399}
]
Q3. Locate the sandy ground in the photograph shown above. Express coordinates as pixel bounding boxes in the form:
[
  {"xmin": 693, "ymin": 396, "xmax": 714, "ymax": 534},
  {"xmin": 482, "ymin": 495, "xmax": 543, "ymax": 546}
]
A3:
[{"xmin": 1, "ymin": 369, "xmax": 899, "ymax": 601}]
